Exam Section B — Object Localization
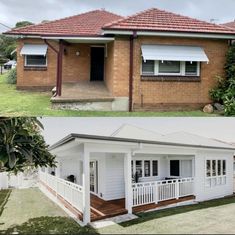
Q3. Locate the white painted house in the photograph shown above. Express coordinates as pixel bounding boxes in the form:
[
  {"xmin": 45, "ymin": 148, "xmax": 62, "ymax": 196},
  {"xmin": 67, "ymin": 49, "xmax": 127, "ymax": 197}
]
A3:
[{"xmin": 39, "ymin": 125, "xmax": 235, "ymax": 225}]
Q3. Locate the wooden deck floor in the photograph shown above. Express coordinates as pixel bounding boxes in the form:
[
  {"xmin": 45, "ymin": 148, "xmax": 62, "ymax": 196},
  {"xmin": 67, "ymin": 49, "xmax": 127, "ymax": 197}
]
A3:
[{"xmin": 90, "ymin": 195, "xmax": 127, "ymax": 222}]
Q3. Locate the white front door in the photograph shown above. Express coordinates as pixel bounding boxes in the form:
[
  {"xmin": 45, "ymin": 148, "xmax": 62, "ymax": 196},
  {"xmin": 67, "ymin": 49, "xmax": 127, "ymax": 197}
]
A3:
[{"xmin": 90, "ymin": 161, "xmax": 98, "ymax": 194}]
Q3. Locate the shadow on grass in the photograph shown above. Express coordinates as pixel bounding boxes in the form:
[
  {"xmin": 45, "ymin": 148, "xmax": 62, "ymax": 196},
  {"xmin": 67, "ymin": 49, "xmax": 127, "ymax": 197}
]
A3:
[
  {"xmin": 0, "ymin": 216, "xmax": 98, "ymax": 235},
  {"xmin": 0, "ymin": 190, "xmax": 11, "ymax": 217},
  {"xmin": 120, "ymin": 195, "xmax": 235, "ymax": 228}
]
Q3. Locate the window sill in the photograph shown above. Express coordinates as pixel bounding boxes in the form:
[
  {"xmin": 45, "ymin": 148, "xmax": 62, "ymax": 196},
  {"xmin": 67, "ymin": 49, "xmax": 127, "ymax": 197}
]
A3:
[
  {"xmin": 24, "ymin": 66, "xmax": 47, "ymax": 71},
  {"xmin": 141, "ymin": 75, "xmax": 201, "ymax": 82}
]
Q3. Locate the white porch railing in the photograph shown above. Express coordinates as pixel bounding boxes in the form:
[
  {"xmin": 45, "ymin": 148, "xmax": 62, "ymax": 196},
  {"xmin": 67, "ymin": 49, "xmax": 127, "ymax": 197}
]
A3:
[
  {"xmin": 39, "ymin": 171, "xmax": 83, "ymax": 212},
  {"xmin": 132, "ymin": 178, "xmax": 194, "ymax": 207}
]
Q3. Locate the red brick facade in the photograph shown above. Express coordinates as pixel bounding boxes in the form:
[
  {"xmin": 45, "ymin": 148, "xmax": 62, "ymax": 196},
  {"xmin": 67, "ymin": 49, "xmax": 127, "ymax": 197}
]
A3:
[{"xmin": 16, "ymin": 36, "xmax": 229, "ymax": 110}]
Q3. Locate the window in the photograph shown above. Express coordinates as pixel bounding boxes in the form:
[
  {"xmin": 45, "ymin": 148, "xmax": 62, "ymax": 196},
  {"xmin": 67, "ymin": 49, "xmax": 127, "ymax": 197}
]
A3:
[
  {"xmin": 206, "ymin": 160, "xmax": 211, "ymax": 177},
  {"xmin": 144, "ymin": 161, "xmax": 150, "ymax": 177},
  {"xmin": 185, "ymin": 61, "xmax": 198, "ymax": 75},
  {"xmin": 206, "ymin": 159, "xmax": 227, "ymax": 187},
  {"xmin": 141, "ymin": 60, "xmax": 200, "ymax": 77},
  {"xmin": 170, "ymin": 160, "xmax": 180, "ymax": 177},
  {"xmin": 25, "ymin": 55, "xmax": 47, "ymax": 67},
  {"xmin": 159, "ymin": 61, "xmax": 181, "ymax": 74},
  {"xmin": 152, "ymin": 161, "xmax": 158, "ymax": 176},
  {"xmin": 132, "ymin": 160, "xmax": 158, "ymax": 179},
  {"xmin": 142, "ymin": 60, "xmax": 154, "ymax": 75},
  {"xmin": 136, "ymin": 161, "xmax": 142, "ymax": 178}
]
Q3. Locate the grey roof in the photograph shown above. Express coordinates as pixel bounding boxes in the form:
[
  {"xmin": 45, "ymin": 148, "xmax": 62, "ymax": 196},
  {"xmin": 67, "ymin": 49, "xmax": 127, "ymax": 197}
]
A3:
[{"xmin": 49, "ymin": 125, "xmax": 235, "ymax": 152}]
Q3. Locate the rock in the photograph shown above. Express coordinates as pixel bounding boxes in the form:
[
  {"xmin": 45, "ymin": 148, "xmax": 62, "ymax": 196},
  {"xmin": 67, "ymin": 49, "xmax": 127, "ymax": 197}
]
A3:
[
  {"xmin": 214, "ymin": 103, "xmax": 224, "ymax": 112},
  {"xmin": 203, "ymin": 104, "xmax": 214, "ymax": 113}
]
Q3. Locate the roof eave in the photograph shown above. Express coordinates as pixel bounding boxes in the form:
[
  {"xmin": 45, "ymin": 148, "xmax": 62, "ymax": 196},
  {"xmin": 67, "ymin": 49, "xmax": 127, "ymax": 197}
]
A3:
[
  {"xmin": 102, "ymin": 29, "xmax": 235, "ymax": 39},
  {"xmin": 49, "ymin": 133, "xmax": 235, "ymax": 152}
]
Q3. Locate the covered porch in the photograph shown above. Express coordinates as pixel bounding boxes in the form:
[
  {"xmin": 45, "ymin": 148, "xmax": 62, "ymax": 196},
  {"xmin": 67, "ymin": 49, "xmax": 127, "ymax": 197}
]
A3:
[{"xmin": 39, "ymin": 139, "xmax": 196, "ymax": 225}]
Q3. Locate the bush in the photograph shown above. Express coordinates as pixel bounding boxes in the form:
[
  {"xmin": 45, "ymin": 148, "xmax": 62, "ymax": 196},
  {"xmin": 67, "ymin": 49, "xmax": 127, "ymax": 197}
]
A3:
[
  {"xmin": 6, "ymin": 68, "xmax": 17, "ymax": 84},
  {"xmin": 210, "ymin": 43, "xmax": 235, "ymax": 116}
]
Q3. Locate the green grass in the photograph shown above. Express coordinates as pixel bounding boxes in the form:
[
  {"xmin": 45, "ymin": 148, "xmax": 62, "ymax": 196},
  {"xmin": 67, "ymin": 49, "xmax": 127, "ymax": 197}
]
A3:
[
  {"xmin": 1, "ymin": 188, "xmax": 235, "ymax": 234},
  {"xmin": 98, "ymin": 196, "xmax": 235, "ymax": 234},
  {"xmin": 0, "ymin": 73, "xmax": 218, "ymax": 117},
  {"xmin": 0, "ymin": 190, "xmax": 11, "ymax": 216},
  {"xmin": 0, "ymin": 188, "xmax": 96, "ymax": 234}
]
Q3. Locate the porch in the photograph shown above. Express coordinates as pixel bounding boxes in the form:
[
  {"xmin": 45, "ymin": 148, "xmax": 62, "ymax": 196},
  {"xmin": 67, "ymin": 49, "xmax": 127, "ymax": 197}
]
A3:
[{"xmin": 39, "ymin": 171, "xmax": 195, "ymax": 223}]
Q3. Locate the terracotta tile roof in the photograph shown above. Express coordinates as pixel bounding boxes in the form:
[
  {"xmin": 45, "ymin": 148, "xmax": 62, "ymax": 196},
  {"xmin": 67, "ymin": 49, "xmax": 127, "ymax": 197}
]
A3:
[
  {"xmin": 222, "ymin": 21, "xmax": 235, "ymax": 29},
  {"xmin": 103, "ymin": 8, "xmax": 235, "ymax": 35},
  {"xmin": 5, "ymin": 10, "xmax": 123, "ymax": 37}
]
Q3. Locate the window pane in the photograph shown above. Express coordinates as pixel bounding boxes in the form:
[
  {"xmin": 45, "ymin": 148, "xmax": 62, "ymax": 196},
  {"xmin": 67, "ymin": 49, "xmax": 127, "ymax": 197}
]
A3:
[
  {"xmin": 152, "ymin": 161, "xmax": 158, "ymax": 176},
  {"xmin": 159, "ymin": 61, "xmax": 180, "ymax": 74},
  {"xmin": 26, "ymin": 55, "xmax": 46, "ymax": 66},
  {"xmin": 142, "ymin": 60, "xmax": 154, "ymax": 75},
  {"xmin": 185, "ymin": 61, "xmax": 198, "ymax": 75},
  {"xmin": 144, "ymin": 161, "xmax": 150, "ymax": 177},
  {"xmin": 218, "ymin": 160, "xmax": 221, "ymax": 176},
  {"xmin": 212, "ymin": 160, "xmax": 216, "ymax": 176},
  {"xmin": 170, "ymin": 160, "xmax": 180, "ymax": 177},
  {"xmin": 206, "ymin": 160, "xmax": 211, "ymax": 177},
  {"xmin": 223, "ymin": 160, "xmax": 226, "ymax": 175},
  {"xmin": 131, "ymin": 161, "xmax": 134, "ymax": 178},
  {"xmin": 136, "ymin": 161, "xmax": 142, "ymax": 178}
]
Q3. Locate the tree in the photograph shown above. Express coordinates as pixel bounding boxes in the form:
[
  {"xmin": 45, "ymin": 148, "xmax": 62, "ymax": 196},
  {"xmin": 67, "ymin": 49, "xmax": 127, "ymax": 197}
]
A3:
[
  {"xmin": 15, "ymin": 21, "xmax": 34, "ymax": 28},
  {"xmin": 210, "ymin": 43, "xmax": 235, "ymax": 116},
  {"xmin": 0, "ymin": 21, "xmax": 34, "ymax": 60},
  {"xmin": 0, "ymin": 117, "xmax": 56, "ymax": 173}
]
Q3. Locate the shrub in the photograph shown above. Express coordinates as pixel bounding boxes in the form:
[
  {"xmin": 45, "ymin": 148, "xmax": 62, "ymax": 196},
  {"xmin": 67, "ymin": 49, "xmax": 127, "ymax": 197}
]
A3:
[
  {"xmin": 6, "ymin": 68, "xmax": 17, "ymax": 84},
  {"xmin": 210, "ymin": 43, "xmax": 235, "ymax": 116}
]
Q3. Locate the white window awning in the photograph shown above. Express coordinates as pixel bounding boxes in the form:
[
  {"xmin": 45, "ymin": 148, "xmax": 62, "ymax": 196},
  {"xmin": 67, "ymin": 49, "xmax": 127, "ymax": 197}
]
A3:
[
  {"xmin": 141, "ymin": 45, "xmax": 209, "ymax": 63},
  {"xmin": 20, "ymin": 44, "xmax": 48, "ymax": 56}
]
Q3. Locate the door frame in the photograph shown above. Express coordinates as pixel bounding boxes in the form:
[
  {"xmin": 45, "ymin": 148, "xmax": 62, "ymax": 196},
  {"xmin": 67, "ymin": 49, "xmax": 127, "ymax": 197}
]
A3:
[{"xmin": 90, "ymin": 45, "xmax": 105, "ymax": 82}]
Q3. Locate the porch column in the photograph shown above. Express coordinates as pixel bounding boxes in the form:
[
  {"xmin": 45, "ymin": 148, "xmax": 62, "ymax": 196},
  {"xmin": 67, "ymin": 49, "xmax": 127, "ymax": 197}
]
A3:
[
  {"xmin": 124, "ymin": 152, "xmax": 133, "ymax": 214},
  {"xmin": 82, "ymin": 145, "xmax": 91, "ymax": 224}
]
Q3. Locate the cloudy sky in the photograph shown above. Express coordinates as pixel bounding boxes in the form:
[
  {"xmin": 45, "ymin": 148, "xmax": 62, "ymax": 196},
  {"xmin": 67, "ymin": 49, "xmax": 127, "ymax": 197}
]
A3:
[
  {"xmin": 41, "ymin": 118, "xmax": 235, "ymax": 146},
  {"xmin": 0, "ymin": 0, "xmax": 235, "ymax": 29}
]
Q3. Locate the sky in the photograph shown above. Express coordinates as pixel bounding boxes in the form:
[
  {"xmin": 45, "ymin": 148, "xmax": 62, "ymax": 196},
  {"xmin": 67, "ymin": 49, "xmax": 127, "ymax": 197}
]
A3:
[
  {"xmin": 41, "ymin": 117, "xmax": 235, "ymax": 146},
  {"xmin": 0, "ymin": 0, "xmax": 235, "ymax": 30}
]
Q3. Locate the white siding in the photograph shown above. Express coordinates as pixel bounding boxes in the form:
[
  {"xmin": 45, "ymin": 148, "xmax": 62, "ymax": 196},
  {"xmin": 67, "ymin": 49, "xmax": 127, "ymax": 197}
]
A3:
[
  {"xmin": 195, "ymin": 150, "xmax": 234, "ymax": 202},
  {"xmin": 103, "ymin": 154, "xmax": 125, "ymax": 200}
]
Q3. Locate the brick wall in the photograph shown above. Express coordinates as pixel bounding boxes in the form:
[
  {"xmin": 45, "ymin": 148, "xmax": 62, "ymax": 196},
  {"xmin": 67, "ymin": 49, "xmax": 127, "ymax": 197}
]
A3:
[
  {"xmin": 17, "ymin": 38, "xmax": 58, "ymax": 90},
  {"xmin": 111, "ymin": 37, "xmax": 130, "ymax": 97},
  {"xmin": 131, "ymin": 36, "xmax": 229, "ymax": 110},
  {"xmin": 17, "ymin": 39, "xmax": 101, "ymax": 90}
]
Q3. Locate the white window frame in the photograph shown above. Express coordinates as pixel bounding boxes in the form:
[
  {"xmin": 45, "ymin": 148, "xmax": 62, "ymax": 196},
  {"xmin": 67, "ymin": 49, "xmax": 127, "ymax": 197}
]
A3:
[
  {"xmin": 205, "ymin": 159, "xmax": 227, "ymax": 188},
  {"xmin": 132, "ymin": 159, "xmax": 159, "ymax": 178},
  {"xmin": 141, "ymin": 60, "xmax": 200, "ymax": 77},
  {"xmin": 24, "ymin": 55, "xmax": 48, "ymax": 67}
]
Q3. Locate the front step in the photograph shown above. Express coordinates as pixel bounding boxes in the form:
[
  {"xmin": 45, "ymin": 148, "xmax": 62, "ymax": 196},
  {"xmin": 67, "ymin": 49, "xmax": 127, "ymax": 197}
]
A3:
[{"xmin": 51, "ymin": 97, "xmax": 115, "ymax": 111}]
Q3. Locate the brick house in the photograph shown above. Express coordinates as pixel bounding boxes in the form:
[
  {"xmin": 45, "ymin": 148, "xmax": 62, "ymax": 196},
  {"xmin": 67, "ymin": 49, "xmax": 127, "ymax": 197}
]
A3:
[{"xmin": 4, "ymin": 8, "xmax": 235, "ymax": 111}]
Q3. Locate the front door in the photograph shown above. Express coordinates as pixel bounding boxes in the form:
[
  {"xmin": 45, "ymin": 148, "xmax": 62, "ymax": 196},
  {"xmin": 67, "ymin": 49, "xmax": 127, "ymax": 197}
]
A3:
[
  {"xmin": 90, "ymin": 161, "xmax": 98, "ymax": 194},
  {"xmin": 90, "ymin": 47, "xmax": 104, "ymax": 81}
]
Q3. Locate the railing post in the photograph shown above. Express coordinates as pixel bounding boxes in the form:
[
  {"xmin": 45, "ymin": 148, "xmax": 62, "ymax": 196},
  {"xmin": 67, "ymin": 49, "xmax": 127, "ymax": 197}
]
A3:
[
  {"xmin": 176, "ymin": 180, "xmax": 179, "ymax": 200},
  {"xmin": 155, "ymin": 184, "xmax": 158, "ymax": 204}
]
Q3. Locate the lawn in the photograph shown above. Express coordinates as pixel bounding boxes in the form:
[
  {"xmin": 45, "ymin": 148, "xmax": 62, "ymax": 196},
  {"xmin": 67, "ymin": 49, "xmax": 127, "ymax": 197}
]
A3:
[
  {"xmin": 2, "ymin": 188, "xmax": 235, "ymax": 234},
  {"xmin": 98, "ymin": 196, "xmax": 235, "ymax": 234},
  {"xmin": 0, "ymin": 189, "xmax": 11, "ymax": 216},
  {"xmin": 0, "ymin": 188, "xmax": 95, "ymax": 234},
  {"xmin": 0, "ymin": 73, "xmax": 217, "ymax": 117}
]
